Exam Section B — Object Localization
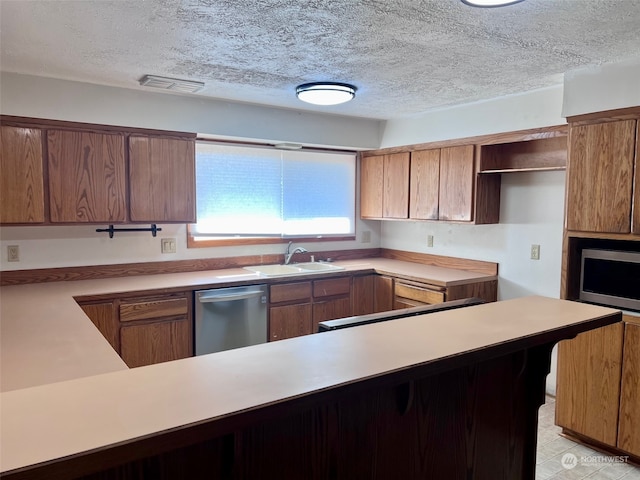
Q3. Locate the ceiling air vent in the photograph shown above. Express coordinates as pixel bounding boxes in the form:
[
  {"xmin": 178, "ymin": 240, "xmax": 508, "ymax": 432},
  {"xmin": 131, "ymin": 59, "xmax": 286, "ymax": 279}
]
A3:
[{"xmin": 139, "ymin": 75, "xmax": 204, "ymax": 93}]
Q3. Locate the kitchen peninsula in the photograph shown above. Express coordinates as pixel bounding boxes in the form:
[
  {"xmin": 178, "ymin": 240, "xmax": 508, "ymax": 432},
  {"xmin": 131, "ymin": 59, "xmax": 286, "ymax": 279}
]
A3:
[{"xmin": 0, "ymin": 290, "xmax": 620, "ymax": 479}]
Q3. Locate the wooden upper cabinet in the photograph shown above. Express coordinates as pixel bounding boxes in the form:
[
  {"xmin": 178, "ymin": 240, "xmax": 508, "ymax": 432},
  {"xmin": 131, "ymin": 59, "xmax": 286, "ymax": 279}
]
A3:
[
  {"xmin": 48, "ymin": 130, "xmax": 126, "ymax": 223},
  {"xmin": 439, "ymin": 145, "xmax": 475, "ymax": 221},
  {"xmin": 383, "ymin": 152, "xmax": 409, "ymax": 218},
  {"xmin": 0, "ymin": 126, "xmax": 45, "ymax": 223},
  {"xmin": 410, "ymin": 149, "xmax": 440, "ymax": 220},
  {"xmin": 360, "ymin": 152, "xmax": 408, "ymax": 219},
  {"xmin": 360, "ymin": 154, "xmax": 384, "ymax": 218},
  {"xmin": 128, "ymin": 135, "xmax": 196, "ymax": 223},
  {"xmin": 566, "ymin": 119, "xmax": 636, "ymax": 233}
]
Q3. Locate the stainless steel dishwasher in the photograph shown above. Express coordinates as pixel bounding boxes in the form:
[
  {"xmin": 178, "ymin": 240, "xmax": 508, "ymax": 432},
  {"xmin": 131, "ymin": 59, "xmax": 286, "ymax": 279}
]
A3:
[{"xmin": 195, "ymin": 285, "xmax": 268, "ymax": 355}]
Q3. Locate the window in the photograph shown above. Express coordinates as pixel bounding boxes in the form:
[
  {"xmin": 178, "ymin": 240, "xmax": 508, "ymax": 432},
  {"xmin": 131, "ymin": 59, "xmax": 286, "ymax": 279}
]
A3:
[{"xmin": 190, "ymin": 142, "xmax": 356, "ymax": 245}]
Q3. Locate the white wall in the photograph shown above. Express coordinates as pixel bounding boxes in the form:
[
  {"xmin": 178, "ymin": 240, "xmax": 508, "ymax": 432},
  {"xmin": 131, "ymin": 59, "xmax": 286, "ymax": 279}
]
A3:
[
  {"xmin": 0, "ymin": 72, "xmax": 383, "ymax": 150},
  {"xmin": 379, "ymin": 85, "xmax": 567, "ymax": 395}
]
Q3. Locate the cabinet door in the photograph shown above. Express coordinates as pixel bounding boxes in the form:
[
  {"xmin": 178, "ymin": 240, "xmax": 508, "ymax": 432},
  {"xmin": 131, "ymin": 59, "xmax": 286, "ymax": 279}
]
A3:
[
  {"xmin": 80, "ymin": 302, "xmax": 119, "ymax": 352},
  {"xmin": 120, "ymin": 317, "xmax": 192, "ymax": 368},
  {"xmin": 0, "ymin": 126, "xmax": 45, "ymax": 223},
  {"xmin": 313, "ymin": 297, "xmax": 352, "ymax": 333},
  {"xmin": 48, "ymin": 130, "xmax": 126, "ymax": 223},
  {"xmin": 410, "ymin": 149, "xmax": 440, "ymax": 220},
  {"xmin": 269, "ymin": 304, "xmax": 313, "ymax": 341},
  {"xmin": 556, "ymin": 323, "xmax": 624, "ymax": 447},
  {"xmin": 566, "ymin": 120, "xmax": 636, "ymax": 233},
  {"xmin": 439, "ymin": 145, "xmax": 475, "ymax": 221},
  {"xmin": 383, "ymin": 152, "xmax": 409, "ymax": 218},
  {"xmin": 617, "ymin": 320, "xmax": 640, "ymax": 456},
  {"xmin": 128, "ymin": 136, "xmax": 196, "ymax": 222},
  {"xmin": 374, "ymin": 275, "xmax": 394, "ymax": 313},
  {"xmin": 352, "ymin": 275, "xmax": 375, "ymax": 316},
  {"xmin": 360, "ymin": 155, "xmax": 383, "ymax": 218}
]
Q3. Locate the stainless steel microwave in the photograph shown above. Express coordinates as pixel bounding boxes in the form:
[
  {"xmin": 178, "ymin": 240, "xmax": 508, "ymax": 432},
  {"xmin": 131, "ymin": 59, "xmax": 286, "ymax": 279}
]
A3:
[{"xmin": 580, "ymin": 249, "xmax": 640, "ymax": 311}]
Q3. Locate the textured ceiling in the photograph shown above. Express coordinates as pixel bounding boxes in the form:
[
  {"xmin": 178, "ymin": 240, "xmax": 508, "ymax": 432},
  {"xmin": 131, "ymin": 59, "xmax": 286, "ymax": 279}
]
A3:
[{"xmin": 1, "ymin": 0, "xmax": 639, "ymax": 120}]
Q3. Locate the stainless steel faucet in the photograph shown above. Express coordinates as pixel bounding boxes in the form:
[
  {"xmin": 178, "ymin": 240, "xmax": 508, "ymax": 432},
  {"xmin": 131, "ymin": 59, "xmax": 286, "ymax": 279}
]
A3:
[{"xmin": 284, "ymin": 241, "xmax": 308, "ymax": 264}]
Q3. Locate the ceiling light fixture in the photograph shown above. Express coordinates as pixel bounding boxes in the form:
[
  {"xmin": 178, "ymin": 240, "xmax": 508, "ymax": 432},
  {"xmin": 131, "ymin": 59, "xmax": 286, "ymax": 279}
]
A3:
[
  {"xmin": 296, "ymin": 82, "xmax": 356, "ymax": 105},
  {"xmin": 139, "ymin": 75, "xmax": 204, "ymax": 93},
  {"xmin": 461, "ymin": 0, "xmax": 524, "ymax": 7}
]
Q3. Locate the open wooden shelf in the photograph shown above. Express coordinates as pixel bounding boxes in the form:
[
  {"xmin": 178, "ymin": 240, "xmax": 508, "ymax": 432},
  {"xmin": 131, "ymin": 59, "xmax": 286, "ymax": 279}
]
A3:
[{"xmin": 478, "ymin": 135, "xmax": 567, "ymax": 173}]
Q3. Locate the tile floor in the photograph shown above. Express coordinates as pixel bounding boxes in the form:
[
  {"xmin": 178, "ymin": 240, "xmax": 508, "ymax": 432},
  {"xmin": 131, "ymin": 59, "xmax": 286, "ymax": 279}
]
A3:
[{"xmin": 536, "ymin": 397, "xmax": 640, "ymax": 479}]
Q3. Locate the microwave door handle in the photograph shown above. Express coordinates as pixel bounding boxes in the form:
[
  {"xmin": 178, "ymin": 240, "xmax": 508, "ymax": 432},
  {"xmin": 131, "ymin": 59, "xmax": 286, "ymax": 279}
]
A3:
[{"xmin": 198, "ymin": 291, "xmax": 264, "ymax": 303}]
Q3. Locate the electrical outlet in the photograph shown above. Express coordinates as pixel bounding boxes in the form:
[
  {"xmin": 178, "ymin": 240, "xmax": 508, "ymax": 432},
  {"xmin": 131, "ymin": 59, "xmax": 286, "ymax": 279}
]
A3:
[
  {"xmin": 427, "ymin": 235, "xmax": 434, "ymax": 248},
  {"xmin": 7, "ymin": 245, "xmax": 20, "ymax": 262},
  {"xmin": 161, "ymin": 238, "xmax": 177, "ymax": 254},
  {"xmin": 530, "ymin": 244, "xmax": 540, "ymax": 260},
  {"xmin": 361, "ymin": 231, "xmax": 371, "ymax": 243}
]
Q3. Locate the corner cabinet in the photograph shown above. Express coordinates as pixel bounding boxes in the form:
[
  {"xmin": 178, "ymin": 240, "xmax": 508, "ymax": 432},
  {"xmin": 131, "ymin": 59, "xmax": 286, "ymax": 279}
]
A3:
[
  {"xmin": 566, "ymin": 118, "xmax": 638, "ymax": 234},
  {"xmin": 0, "ymin": 126, "xmax": 45, "ymax": 224},
  {"xmin": 0, "ymin": 116, "xmax": 197, "ymax": 225}
]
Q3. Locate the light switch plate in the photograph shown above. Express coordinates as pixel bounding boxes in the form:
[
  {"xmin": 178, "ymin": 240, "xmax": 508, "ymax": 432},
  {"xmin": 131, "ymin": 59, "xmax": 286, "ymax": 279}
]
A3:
[
  {"xmin": 361, "ymin": 231, "xmax": 371, "ymax": 243},
  {"xmin": 427, "ymin": 235, "xmax": 434, "ymax": 247},
  {"xmin": 7, "ymin": 245, "xmax": 19, "ymax": 262},
  {"xmin": 161, "ymin": 238, "xmax": 177, "ymax": 254}
]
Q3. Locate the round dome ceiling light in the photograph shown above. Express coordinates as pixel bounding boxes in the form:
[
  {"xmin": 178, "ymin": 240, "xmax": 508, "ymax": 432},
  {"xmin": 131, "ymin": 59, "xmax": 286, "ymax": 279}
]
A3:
[
  {"xmin": 296, "ymin": 82, "xmax": 356, "ymax": 106},
  {"xmin": 461, "ymin": 0, "xmax": 524, "ymax": 6}
]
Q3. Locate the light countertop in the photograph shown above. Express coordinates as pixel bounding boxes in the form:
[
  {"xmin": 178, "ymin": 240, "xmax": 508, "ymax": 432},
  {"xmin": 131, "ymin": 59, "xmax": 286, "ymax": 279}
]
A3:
[
  {"xmin": 0, "ymin": 296, "xmax": 620, "ymax": 475},
  {"xmin": 0, "ymin": 258, "xmax": 496, "ymax": 393}
]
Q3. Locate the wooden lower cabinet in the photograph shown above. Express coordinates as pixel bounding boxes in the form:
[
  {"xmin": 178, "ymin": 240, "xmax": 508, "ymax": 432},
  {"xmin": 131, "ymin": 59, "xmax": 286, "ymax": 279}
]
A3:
[
  {"xmin": 374, "ymin": 275, "xmax": 394, "ymax": 313},
  {"xmin": 618, "ymin": 321, "xmax": 640, "ymax": 456},
  {"xmin": 270, "ymin": 303, "xmax": 312, "ymax": 341},
  {"xmin": 120, "ymin": 318, "xmax": 192, "ymax": 368},
  {"xmin": 394, "ymin": 279, "xmax": 445, "ymax": 309},
  {"xmin": 78, "ymin": 292, "xmax": 193, "ymax": 368},
  {"xmin": 556, "ymin": 315, "xmax": 640, "ymax": 458},
  {"xmin": 313, "ymin": 297, "xmax": 351, "ymax": 333},
  {"xmin": 352, "ymin": 274, "xmax": 375, "ymax": 315}
]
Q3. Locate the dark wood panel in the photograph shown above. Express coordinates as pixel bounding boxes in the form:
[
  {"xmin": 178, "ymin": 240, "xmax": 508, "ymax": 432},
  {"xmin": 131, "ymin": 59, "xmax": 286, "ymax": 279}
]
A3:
[
  {"xmin": 119, "ymin": 297, "xmax": 188, "ymax": 322},
  {"xmin": 409, "ymin": 149, "xmax": 440, "ymax": 220},
  {"xmin": 556, "ymin": 323, "xmax": 624, "ymax": 447},
  {"xmin": 373, "ymin": 275, "xmax": 394, "ymax": 313},
  {"xmin": 360, "ymin": 154, "xmax": 384, "ymax": 218},
  {"xmin": 270, "ymin": 282, "xmax": 312, "ymax": 304},
  {"xmin": 312, "ymin": 276, "xmax": 351, "ymax": 298},
  {"xmin": 617, "ymin": 321, "xmax": 640, "ymax": 457},
  {"xmin": 438, "ymin": 145, "xmax": 475, "ymax": 222},
  {"xmin": 380, "ymin": 248, "xmax": 498, "ymax": 275},
  {"xmin": 0, "ymin": 126, "xmax": 45, "ymax": 224},
  {"xmin": 128, "ymin": 136, "xmax": 196, "ymax": 223},
  {"xmin": 120, "ymin": 317, "xmax": 192, "ymax": 368},
  {"xmin": 269, "ymin": 304, "xmax": 313, "ymax": 341},
  {"xmin": 47, "ymin": 130, "xmax": 126, "ymax": 223},
  {"xmin": 566, "ymin": 120, "xmax": 636, "ymax": 233},
  {"xmin": 383, "ymin": 152, "xmax": 409, "ymax": 218},
  {"xmin": 447, "ymin": 280, "xmax": 498, "ymax": 303},
  {"xmin": 1, "ymin": 248, "xmax": 381, "ymax": 286},
  {"xmin": 351, "ymin": 275, "xmax": 375, "ymax": 316},
  {"xmin": 633, "ymin": 122, "xmax": 640, "ymax": 235},
  {"xmin": 312, "ymin": 296, "xmax": 351, "ymax": 332}
]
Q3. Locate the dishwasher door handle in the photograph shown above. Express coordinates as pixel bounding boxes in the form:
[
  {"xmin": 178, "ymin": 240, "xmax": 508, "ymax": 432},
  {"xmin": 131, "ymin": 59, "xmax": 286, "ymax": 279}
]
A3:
[{"xmin": 198, "ymin": 290, "xmax": 265, "ymax": 303}]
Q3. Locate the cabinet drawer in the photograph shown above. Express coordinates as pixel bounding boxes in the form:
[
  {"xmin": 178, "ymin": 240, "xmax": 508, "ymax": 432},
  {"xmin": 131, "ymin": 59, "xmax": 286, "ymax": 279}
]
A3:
[
  {"xmin": 313, "ymin": 277, "xmax": 351, "ymax": 298},
  {"xmin": 120, "ymin": 297, "xmax": 189, "ymax": 322},
  {"xmin": 270, "ymin": 282, "xmax": 312, "ymax": 304},
  {"xmin": 394, "ymin": 282, "xmax": 445, "ymax": 305}
]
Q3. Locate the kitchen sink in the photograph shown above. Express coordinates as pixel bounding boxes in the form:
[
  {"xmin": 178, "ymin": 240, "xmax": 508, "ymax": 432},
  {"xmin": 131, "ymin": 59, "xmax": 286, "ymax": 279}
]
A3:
[
  {"xmin": 293, "ymin": 262, "xmax": 344, "ymax": 272},
  {"xmin": 244, "ymin": 262, "xmax": 344, "ymax": 277}
]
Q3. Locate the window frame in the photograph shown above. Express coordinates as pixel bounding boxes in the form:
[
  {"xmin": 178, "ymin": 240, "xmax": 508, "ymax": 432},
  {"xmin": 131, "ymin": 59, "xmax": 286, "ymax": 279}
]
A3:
[{"xmin": 187, "ymin": 139, "xmax": 358, "ymax": 248}]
